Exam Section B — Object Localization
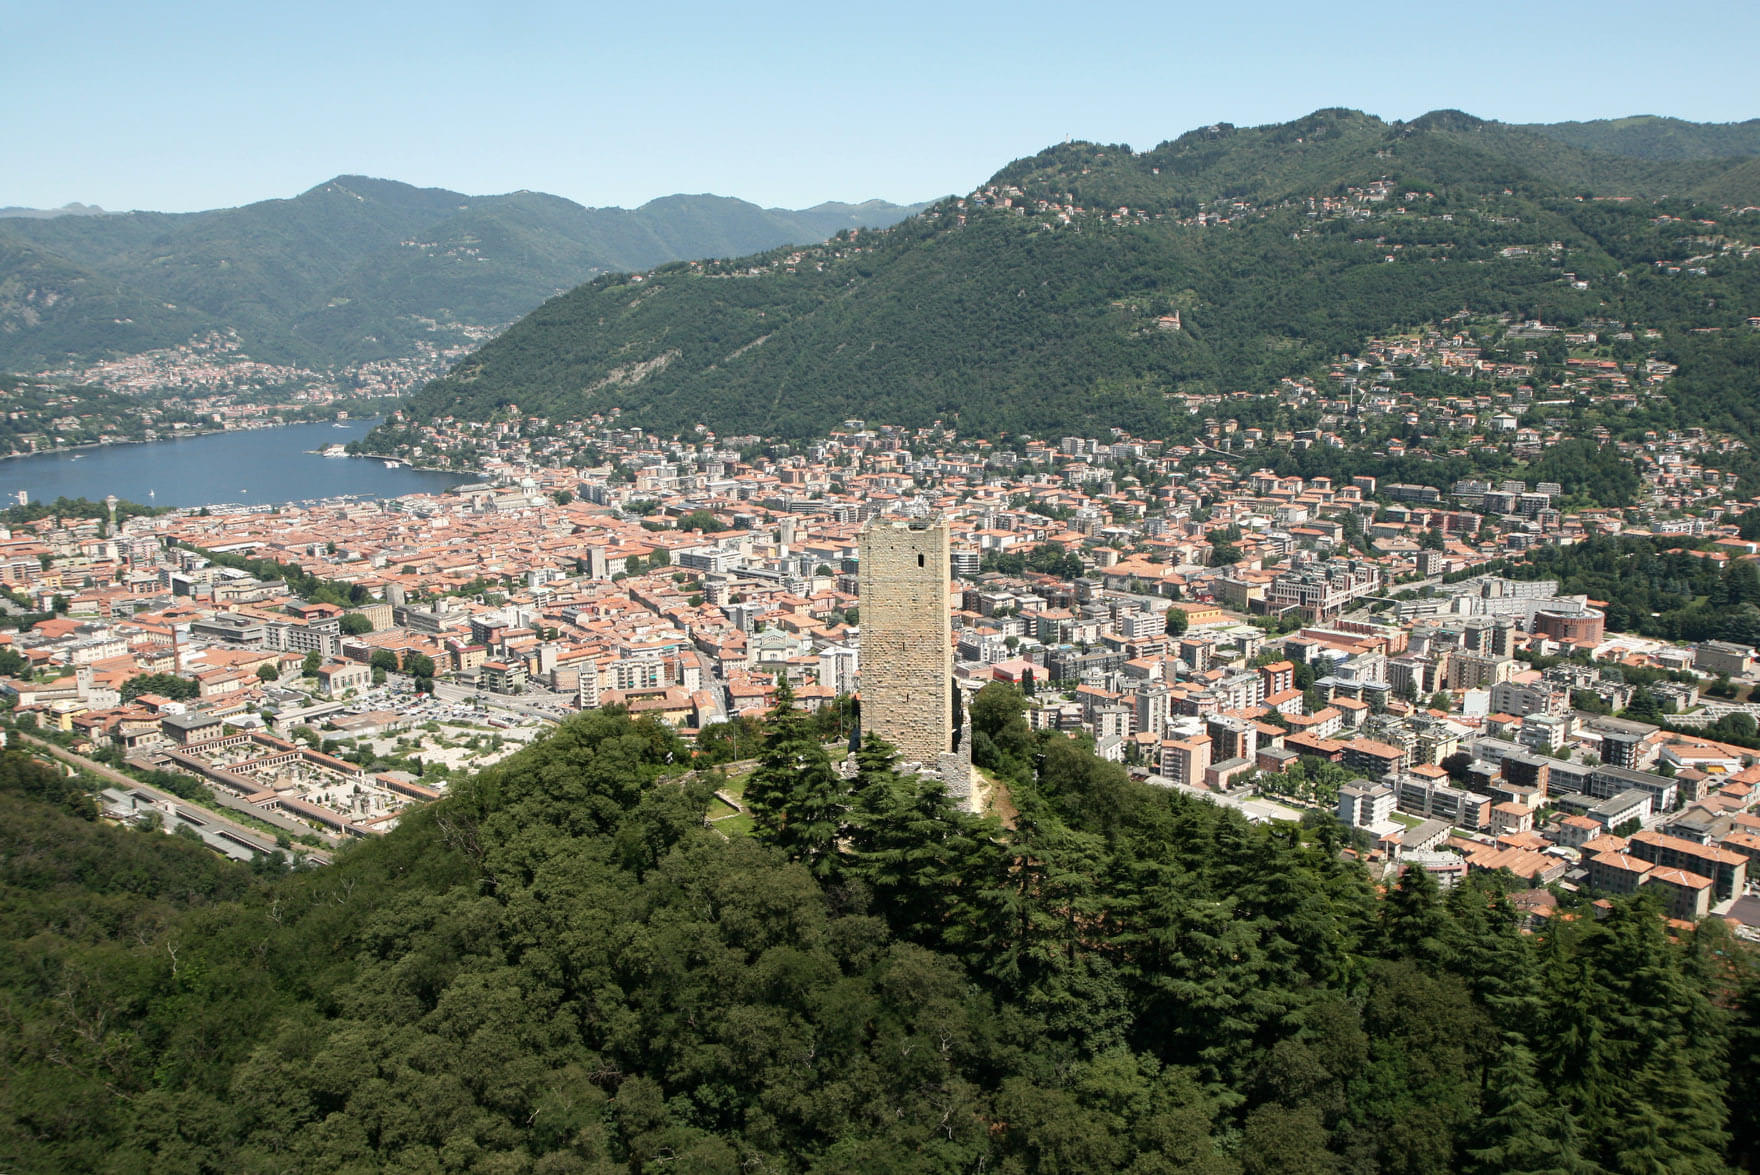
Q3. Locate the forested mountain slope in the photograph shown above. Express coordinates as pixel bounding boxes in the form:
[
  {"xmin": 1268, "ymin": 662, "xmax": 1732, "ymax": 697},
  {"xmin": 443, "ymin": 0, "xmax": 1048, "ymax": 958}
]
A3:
[
  {"xmin": 0, "ymin": 178, "xmax": 925, "ymax": 371},
  {"xmin": 1526, "ymin": 115, "xmax": 1760, "ymax": 161},
  {"xmin": 1, "ymin": 691, "xmax": 1754, "ymax": 1173},
  {"xmin": 389, "ymin": 108, "xmax": 1760, "ymax": 443}
]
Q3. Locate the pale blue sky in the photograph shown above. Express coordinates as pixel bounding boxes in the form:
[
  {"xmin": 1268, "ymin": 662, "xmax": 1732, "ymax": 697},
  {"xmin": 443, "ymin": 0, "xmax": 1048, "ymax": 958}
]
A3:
[{"xmin": 4, "ymin": 0, "xmax": 1757, "ymax": 213}]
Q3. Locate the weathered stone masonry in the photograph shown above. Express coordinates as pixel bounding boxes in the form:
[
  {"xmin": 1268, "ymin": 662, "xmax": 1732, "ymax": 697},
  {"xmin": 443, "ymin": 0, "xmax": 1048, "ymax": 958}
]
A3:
[{"xmin": 859, "ymin": 517, "xmax": 955, "ymax": 773}]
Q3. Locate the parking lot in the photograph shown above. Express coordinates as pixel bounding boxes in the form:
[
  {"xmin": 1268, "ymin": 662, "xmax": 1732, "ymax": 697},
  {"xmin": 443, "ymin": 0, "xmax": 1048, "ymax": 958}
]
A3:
[{"xmin": 304, "ymin": 679, "xmax": 558, "ymax": 775}]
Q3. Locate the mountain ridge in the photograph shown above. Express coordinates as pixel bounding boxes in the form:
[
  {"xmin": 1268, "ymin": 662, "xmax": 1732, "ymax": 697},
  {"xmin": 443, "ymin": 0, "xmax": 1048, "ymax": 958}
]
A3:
[
  {"xmin": 0, "ymin": 177, "xmax": 930, "ymax": 373},
  {"xmin": 0, "ymin": 202, "xmax": 111, "ymax": 219},
  {"xmin": 1523, "ymin": 114, "xmax": 1760, "ymax": 161},
  {"xmin": 382, "ymin": 108, "xmax": 1760, "ymax": 446}
]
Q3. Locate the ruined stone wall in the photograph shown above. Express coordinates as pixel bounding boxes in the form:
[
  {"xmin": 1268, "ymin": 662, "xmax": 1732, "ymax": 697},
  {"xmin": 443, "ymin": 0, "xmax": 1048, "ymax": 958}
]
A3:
[{"xmin": 859, "ymin": 518, "xmax": 953, "ymax": 771}]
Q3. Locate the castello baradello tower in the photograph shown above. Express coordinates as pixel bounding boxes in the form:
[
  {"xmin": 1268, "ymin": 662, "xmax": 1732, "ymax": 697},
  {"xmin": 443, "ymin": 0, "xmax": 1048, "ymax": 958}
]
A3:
[{"xmin": 859, "ymin": 516, "xmax": 960, "ymax": 779}]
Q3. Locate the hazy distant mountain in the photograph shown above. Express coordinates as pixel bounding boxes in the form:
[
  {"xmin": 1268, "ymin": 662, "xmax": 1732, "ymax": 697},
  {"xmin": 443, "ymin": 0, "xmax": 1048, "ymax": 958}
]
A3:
[
  {"xmin": 1526, "ymin": 115, "xmax": 1760, "ymax": 161},
  {"xmin": 0, "ymin": 202, "xmax": 110, "ymax": 219},
  {"xmin": 0, "ymin": 179, "xmax": 928, "ymax": 371},
  {"xmin": 387, "ymin": 108, "xmax": 1760, "ymax": 443}
]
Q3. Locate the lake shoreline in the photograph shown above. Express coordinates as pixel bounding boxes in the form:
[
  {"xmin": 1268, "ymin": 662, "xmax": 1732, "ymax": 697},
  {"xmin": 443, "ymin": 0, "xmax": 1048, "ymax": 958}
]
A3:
[
  {"xmin": 0, "ymin": 416, "xmax": 362, "ymax": 463},
  {"xmin": 0, "ymin": 419, "xmax": 476, "ymax": 509}
]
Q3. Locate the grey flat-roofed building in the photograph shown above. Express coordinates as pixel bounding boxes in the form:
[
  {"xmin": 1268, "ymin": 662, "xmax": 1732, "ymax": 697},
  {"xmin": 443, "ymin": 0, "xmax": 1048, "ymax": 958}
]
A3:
[
  {"xmin": 1552, "ymin": 792, "xmax": 1596, "ymax": 818},
  {"xmin": 1588, "ymin": 788, "xmax": 1653, "ymax": 829},
  {"xmin": 1405, "ymin": 818, "xmax": 1453, "ymax": 852},
  {"xmin": 190, "ymin": 612, "xmax": 269, "ymax": 646},
  {"xmin": 1469, "ymin": 736, "xmax": 1527, "ymax": 766},
  {"xmin": 1545, "ymin": 758, "xmax": 1593, "ymax": 795},
  {"xmin": 1588, "ymin": 764, "xmax": 1677, "ymax": 813}
]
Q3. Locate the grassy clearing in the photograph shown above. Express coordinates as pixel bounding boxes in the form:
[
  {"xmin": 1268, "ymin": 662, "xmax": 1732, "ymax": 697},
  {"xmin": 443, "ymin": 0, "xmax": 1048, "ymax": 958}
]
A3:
[
  {"xmin": 710, "ymin": 810, "xmax": 755, "ymax": 838},
  {"xmin": 716, "ymin": 768, "xmax": 753, "ymax": 803}
]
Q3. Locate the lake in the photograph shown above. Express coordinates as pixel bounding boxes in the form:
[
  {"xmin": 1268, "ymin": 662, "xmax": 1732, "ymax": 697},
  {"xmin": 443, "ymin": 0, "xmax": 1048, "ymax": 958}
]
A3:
[{"xmin": 0, "ymin": 420, "xmax": 472, "ymax": 509}]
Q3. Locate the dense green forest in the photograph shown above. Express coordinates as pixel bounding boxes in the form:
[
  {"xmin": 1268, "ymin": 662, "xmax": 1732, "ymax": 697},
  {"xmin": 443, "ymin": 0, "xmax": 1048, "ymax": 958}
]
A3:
[
  {"xmin": 993, "ymin": 109, "xmax": 1757, "ymax": 213},
  {"xmin": 0, "ymin": 179, "xmax": 924, "ymax": 371},
  {"xmin": 385, "ymin": 109, "xmax": 1760, "ymax": 449},
  {"xmin": 2, "ymin": 683, "xmax": 1754, "ymax": 1173},
  {"xmin": 1524, "ymin": 115, "xmax": 1760, "ymax": 162}
]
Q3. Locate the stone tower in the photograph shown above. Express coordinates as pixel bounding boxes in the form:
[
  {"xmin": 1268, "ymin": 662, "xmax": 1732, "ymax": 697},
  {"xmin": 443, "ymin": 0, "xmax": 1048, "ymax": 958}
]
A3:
[{"xmin": 859, "ymin": 516, "xmax": 967, "ymax": 794}]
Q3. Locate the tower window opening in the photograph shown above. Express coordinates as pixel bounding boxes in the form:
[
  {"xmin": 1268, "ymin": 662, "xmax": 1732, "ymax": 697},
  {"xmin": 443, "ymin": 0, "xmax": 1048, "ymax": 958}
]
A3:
[{"xmin": 918, "ymin": 554, "xmax": 924, "ymax": 567}]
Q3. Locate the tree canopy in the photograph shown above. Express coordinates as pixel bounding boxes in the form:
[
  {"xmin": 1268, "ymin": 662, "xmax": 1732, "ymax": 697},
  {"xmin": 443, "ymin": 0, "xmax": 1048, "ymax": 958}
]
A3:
[{"xmin": 0, "ymin": 693, "xmax": 1749, "ymax": 1173}]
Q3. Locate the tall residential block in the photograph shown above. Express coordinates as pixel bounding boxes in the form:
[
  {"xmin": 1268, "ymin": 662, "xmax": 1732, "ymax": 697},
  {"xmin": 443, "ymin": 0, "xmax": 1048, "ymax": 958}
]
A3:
[{"xmin": 859, "ymin": 517, "xmax": 956, "ymax": 774}]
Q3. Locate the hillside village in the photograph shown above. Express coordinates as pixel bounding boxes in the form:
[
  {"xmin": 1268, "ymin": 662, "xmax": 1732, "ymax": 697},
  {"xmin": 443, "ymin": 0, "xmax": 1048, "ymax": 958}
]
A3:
[
  {"xmin": 0, "ymin": 330, "xmax": 470, "ymax": 458},
  {"xmin": 4, "ymin": 396, "xmax": 1760, "ymax": 931}
]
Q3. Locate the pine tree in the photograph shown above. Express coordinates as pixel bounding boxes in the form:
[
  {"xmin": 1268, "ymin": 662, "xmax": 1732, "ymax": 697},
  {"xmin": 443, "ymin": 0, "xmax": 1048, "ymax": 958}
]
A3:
[
  {"xmin": 1724, "ymin": 947, "xmax": 1760, "ymax": 1170},
  {"xmin": 746, "ymin": 676, "xmax": 850, "ymax": 877},
  {"xmin": 1379, "ymin": 862, "xmax": 1450, "ymax": 964},
  {"xmin": 1463, "ymin": 1040, "xmax": 1586, "ymax": 1174},
  {"xmin": 745, "ymin": 676, "xmax": 803, "ymax": 836},
  {"xmin": 1535, "ymin": 899, "xmax": 1734, "ymax": 1173},
  {"xmin": 1118, "ymin": 854, "xmax": 1265, "ymax": 1096},
  {"xmin": 851, "ymin": 730, "xmax": 902, "ymax": 798},
  {"xmin": 1451, "ymin": 880, "xmax": 1577, "ymax": 1173},
  {"xmin": 782, "ymin": 742, "xmax": 849, "ymax": 879}
]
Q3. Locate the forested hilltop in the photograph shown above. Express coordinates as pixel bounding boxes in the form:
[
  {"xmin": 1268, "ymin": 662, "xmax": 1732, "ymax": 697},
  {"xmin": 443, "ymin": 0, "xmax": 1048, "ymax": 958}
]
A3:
[
  {"xmin": 383, "ymin": 108, "xmax": 1760, "ymax": 445},
  {"xmin": 0, "ymin": 179, "xmax": 926, "ymax": 372},
  {"xmin": 1524, "ymin": 115, "xmax": 1760, "ymax": 162},
  {"xmin": 3, "ymin": 687, "xmax": 1755, "ymax": 1173}
]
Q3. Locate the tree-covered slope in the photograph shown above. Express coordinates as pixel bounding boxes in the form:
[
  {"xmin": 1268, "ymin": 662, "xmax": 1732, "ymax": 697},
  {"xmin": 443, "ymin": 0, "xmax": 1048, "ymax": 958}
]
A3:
[
  {"xmin": 391, "ymin": 108, "xmax": 1760, "ymax": 442},
  {"xmin": 0, "ymin": 178, "xmax": 926, "ymax": 371},
  {"xmin": 1, "ymin": 693, "xmax": 1753, "ymax": 1173},
  {"xmin": 0, "ymin": 236, "xmax": 218, "ymax": 363},
  {"xmin": 4, "ymin": 178, "xmax": 466, "ymax": 357},
  {"xmin": 998, "ymin": 108, "xmax": 1755, "ymax": 211},
  {"xmin": 1527, "ymin": 115, "xmax": 1760, "ymax": 161}
]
